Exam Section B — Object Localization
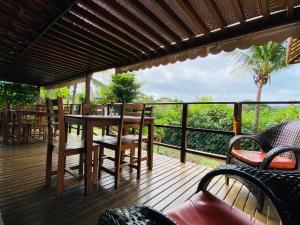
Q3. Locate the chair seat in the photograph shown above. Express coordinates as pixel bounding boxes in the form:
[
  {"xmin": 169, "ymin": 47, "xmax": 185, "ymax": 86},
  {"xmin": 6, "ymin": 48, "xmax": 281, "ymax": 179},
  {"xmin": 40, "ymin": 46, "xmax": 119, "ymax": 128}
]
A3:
[
  {"xmin": 53, "ymin": 136, "xmax": 98, "ymax": 152},
  {"xmin": 93, "ymin": 135, "xmax": 116, "ymax": 143},
  {"xmin": 166, "ymin": 191, "xmax": 264, "ymax": 225},
  {"xmin": 232, "ymin": 149, "xmax": 296, "ymax": 169},
  {"xmin": 122, "ymin": 134, "xmax": 148, "ymax": 144},
  {"xmin": 93, "ymin": 135, "xmax": 146, "ymax": 146}
]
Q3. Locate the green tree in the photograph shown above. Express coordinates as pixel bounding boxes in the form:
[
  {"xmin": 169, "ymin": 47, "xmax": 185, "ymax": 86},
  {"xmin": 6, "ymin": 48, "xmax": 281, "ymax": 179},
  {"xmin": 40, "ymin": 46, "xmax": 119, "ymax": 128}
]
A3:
[
  {"xmin": 235, "ymin": 41, "xmax": 288, "ymax": 132},
  {"xmin": 40, "ymin": 87, "xmax": 71, "ymax": 102},
  {"xmin": 0, "ymin": 82, "xmax": 38, "ymax": 106},
  {"xmin": 107, "ymin": 73, "xmax": 141, "ymax": 103}
]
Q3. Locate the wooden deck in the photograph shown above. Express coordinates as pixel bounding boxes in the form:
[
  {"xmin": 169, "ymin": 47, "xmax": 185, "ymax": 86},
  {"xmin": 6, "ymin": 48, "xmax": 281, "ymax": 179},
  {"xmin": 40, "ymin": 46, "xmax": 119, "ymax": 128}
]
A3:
[{"xmin": 0, "ymin": 142, "xmax": 280, "ymax": 225}]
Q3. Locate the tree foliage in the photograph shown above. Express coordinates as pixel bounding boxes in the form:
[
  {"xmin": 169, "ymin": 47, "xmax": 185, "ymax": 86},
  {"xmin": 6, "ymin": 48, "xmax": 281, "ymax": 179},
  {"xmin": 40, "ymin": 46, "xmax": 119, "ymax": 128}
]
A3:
[
  {"xmin": 0, "ymin": 82, "xmax": 38, "ymax": 106},
  {"xmin": 107, "ymin": 73, "xmax": 141, "ymax": 103},
  {"xmin": 40, "ymin": 87, "xmax": 71, "ymax": 102},
  {"xmin": 153, "ymin": 96, "xmax": 300, "ymax": 156},
  {"xmin": 237, "ymin": 41, "xmax": 287, "ymax": 85},
  {"xmin": 234, "ymin": 41, "xmax": 288, "ymax": 132}
]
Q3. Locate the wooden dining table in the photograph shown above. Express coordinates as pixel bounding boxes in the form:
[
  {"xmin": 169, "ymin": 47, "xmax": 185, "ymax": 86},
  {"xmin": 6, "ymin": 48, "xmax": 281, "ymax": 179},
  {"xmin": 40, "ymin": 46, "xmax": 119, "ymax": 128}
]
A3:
[{"xmin": 64, "ymin": 114, "xmax": 155, "ymax": 194}]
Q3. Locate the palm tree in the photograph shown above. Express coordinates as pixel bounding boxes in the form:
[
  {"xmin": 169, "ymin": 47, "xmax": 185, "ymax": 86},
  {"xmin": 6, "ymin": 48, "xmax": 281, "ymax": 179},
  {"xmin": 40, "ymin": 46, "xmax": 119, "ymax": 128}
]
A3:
[{"xmin": 235, "ymin": 41, "xmax": 287, "ymax": 133}]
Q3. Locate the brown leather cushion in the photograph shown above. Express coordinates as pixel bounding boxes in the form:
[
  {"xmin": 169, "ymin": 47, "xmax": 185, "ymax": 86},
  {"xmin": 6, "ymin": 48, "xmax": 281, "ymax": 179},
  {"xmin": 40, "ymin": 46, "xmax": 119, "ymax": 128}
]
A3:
[
  {"xmin": 165, "ymin": 191, "xmax": 264, "ymax": 225},
  {"xmin": 232, "ymin": 149, "xmax": 296, "ymax": 169}
]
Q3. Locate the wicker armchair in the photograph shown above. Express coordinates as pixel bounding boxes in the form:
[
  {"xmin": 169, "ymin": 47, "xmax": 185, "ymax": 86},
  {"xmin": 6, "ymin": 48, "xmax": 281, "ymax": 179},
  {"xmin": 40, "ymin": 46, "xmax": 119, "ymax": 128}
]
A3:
[
  {"xmin": 98, "ymin": 165, "xmax": 300, "ymax": 225},
  {"xmin": 227, "ymin": 121, "xmax": 300, "ymax": 211},
  {"xmin": 227, "ymin": 121, "xmax": 300, "ymax": 171}
]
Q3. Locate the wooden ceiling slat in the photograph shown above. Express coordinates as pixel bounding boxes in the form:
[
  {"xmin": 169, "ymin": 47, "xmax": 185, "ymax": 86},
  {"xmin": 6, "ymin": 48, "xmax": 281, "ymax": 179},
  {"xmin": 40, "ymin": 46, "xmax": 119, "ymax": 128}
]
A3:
[
  {"xmin": 176, "ymin": 0, "xmax": 211, "ymax": 35},
  {"xmin": 23, "ymin": 51, "xmax": 96, "ymax": 71},
  {"xmin": 152, "ymin": 0, "xmax": 195, "ymax": 37},
  {"xmin": 123, "ymin": 0, "xmax": 181, "ymax": 42},
  {"xmin": 80, "ymin": 0, "xmax": 162, "ymax": 52},
  {"xmin": 230, "ymin": 0, "xmax": 246, "ymax": 26},
  {"xmin": 38, "ymin": 36, "xmax": 122, "ymax": 67},
  {"xmin": 29, "ymin": 45, "xmax": 106, "ymax": 68},
  {"xmin": 48, "ymin": 27, "xmax": 116, "ymax": 64},
  {"xmin": 44, "ymin": 30, "xmax": 121, "ymax": 64},
  {"xmin": 33, "ymin": 41, "xmax": 111, "ymax": 66},
  {"xmin": 203, "ymin": 0, "xmax": 227, "ymax": 30},
  {"xmin": 63, "ymin": 12, "xmax": 142, "ymax": 58},
  {"xmin": 71, "ymin": 5, "xmax": 152, "ymax": 54},
  {"xmin": 101, "ymin": 0, "xmax": 170, "ymax": 48},
  {"xmin": 57, "ymin": 19, "xmax": 129, "ymax": 60},
  {"xmin": 16, "ymin": 62, "xmax": 81, "ymax": 75},
  {"xmin": 19, "ymin": 60, "xmax": 85, "ymax": 74}
]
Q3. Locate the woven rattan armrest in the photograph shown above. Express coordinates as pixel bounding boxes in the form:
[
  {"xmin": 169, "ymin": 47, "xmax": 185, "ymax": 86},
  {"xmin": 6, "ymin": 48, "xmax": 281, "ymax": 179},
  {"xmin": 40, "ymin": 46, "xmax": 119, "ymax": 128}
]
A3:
[
  {"xmin": 261, "ymin": 146, "xmax": 300, "ymax": 169},
  {"xmin": 228, "ymin": 134, "xmax": 263, "ymax": 154}
]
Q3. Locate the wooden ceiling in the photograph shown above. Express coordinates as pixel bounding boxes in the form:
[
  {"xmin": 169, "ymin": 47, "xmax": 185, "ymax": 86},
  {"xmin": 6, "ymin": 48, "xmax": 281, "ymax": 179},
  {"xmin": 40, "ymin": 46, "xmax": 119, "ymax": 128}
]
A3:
[{"xmin": 0, "ymin": 0, "xmax": 300, "ymax": 86}]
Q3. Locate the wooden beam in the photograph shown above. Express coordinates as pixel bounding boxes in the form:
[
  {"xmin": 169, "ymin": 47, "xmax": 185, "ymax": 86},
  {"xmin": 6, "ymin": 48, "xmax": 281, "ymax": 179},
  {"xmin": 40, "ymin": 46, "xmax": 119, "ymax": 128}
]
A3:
[
  {"xmin": 153, "ymin": 0, "xmax": 194, "ymax": 37},
  {"xmin": 287, "ymin": 0, "xmax": 294, "ymax": 17},
  {"xmin": 102, "ymin": 0, "xmax": 170, "ymax": 48},
  {"xmin": 79, "ymin": 0, "xmax": 162, "ymax": 52},
  {"xmin": 230, "ymin": 0, "xmax": 246, "ymax": 27},
  {"xmin": 62, "ymin": 12, "xmax": 141, "ymax": 58},
  {"xmin": 259, "ymin": 0, "xmax": 270, "ymax": 21},
  {"xmin": 203, "ymin": 0, "xmax": 227, "ymax": 30},
  {"xmin": 85, "ymin": 74, "xmax": 92, "ymax": 104},
  {"xmin": 72, "ymin": 4, "xmax": 152, "ymax": 54},
  {"xmin": 177, "ymin": 0, "xmax": 211, "ymax": 35},
  {"xmin": 124, "ymin": 0, "xmax": 181, "ymax": 42}
]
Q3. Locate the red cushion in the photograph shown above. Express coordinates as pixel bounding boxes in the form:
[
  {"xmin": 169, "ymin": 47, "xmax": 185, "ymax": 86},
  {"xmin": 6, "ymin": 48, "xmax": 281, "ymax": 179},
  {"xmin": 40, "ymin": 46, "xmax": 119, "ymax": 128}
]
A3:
[
  {"xmin": 232, "ymin": 149, "xmax": 296, "ymax": 169},
  {"xmin": 165, "ymin": 191, "xmax": 264, "ymax": 225}
]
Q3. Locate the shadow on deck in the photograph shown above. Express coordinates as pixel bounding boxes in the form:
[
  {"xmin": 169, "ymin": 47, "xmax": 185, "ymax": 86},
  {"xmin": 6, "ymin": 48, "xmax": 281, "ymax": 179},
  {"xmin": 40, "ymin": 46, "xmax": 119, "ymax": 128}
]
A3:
[{"xmin": 0, "ymin": 142, "xmax": 280, "ymax": 225}]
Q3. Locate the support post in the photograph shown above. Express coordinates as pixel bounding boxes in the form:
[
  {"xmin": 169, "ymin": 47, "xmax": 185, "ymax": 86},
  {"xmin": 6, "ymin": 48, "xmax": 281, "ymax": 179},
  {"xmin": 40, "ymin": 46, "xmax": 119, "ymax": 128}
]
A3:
[
  {"xmin": 85, "ymin": 74, "xmax": 92, "ymax": 104},
  {"xmin": 233, "ymin": 102, "xmax": 242, "ymax": 149},
  {"xmin": 180, "ymin": 103, "xmax": 188, "ymax": 163}
]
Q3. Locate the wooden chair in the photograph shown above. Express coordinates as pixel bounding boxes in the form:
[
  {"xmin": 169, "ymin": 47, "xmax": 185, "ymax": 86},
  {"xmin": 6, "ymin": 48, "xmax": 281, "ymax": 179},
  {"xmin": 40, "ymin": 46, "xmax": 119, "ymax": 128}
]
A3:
[
  {"xmin": 45, "ymin": 98, "xmax": 99, "ymax": 197},
  {"xmin": 30, "ymin": 104, "xmax": 47, "ymax": 142},
  {"xmin": 8, "ymin": 104, "xmax": 31, "ymax": 143},
  {"xmin": 227, "ymin": 120, "xmax": 300, "ymax": 210},
  {"xmin": 93, "ymin": 103, "xmax": 146, "ymax": 188},
  {"xmin": 82, "ymin": 103, "xmax": 107, "ymax": 136}
]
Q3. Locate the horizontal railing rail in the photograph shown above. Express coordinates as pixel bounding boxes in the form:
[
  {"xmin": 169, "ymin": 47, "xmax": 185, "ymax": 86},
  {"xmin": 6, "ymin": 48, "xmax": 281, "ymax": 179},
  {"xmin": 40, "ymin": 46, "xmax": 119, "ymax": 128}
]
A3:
[{"xmin": 65, "ymin": 101, "xmax": 300, "ymax": 162}]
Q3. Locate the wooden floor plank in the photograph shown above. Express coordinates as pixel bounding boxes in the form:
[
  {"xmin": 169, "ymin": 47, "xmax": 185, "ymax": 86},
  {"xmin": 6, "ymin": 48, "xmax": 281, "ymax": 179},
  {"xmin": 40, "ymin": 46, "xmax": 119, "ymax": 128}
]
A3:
[{"xmin": 0, "ymin": 141, "xmax": 279, "ymax": 225}]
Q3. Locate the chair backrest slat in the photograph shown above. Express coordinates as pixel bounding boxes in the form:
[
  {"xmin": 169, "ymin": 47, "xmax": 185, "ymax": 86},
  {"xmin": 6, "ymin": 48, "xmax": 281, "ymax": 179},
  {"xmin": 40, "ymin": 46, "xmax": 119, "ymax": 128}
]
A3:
[
  {"xmin": 81, "ymin": 103, "xmax": 107, "ymax": 116},
  {"xmin": 117, "ymin": 103, "xmax": 145, "ymax": 150},
  {"xmin": 46, "ymin": 98, "xmax": 65, "ymax": 148}
]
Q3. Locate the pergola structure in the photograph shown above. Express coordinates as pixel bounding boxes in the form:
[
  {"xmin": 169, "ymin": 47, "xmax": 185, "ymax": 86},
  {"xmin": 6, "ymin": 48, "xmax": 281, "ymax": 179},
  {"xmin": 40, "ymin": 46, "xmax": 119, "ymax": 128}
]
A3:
[{"xmin": 0, "ymin": 0, "xmax": 300, "ymax": 89}]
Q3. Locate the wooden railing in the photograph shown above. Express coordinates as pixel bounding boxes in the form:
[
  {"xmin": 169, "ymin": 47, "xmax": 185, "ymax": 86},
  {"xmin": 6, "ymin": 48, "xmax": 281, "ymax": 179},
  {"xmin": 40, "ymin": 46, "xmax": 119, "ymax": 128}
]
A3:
[{"xmin": 65, "ymin": 101, "xmax": 300, "ymax": 163}]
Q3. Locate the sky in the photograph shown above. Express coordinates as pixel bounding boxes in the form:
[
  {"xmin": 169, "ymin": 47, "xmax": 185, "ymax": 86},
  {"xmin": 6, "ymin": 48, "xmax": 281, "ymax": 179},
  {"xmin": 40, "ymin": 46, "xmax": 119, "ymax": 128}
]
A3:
[{"xmin": 93, "ymin": 52, "xmax": 300, "ymax": 102}]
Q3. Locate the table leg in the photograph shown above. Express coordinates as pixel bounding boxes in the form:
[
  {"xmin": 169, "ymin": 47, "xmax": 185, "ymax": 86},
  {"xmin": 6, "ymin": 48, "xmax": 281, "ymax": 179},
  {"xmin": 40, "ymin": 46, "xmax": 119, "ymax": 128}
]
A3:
[
  {"xmin": 85, "ymin": 121, "xmax": 93, "ymax": 194},
  {"xmin": 147, "ymin": 121, "xmax": 154, "ymax": 170},
  {"xmin": 3, "ymin": 111, "xmax": 8, "ymax": 144}
]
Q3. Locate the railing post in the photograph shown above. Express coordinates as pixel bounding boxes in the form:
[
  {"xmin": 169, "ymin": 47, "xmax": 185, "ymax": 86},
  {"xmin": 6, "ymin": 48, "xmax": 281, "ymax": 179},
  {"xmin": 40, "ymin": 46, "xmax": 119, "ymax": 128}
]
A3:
[
  {"xmin": 233, "ymin": 102, "xmax": 242, "ymax": 149},
  {"xmin": 181, "ymin": 103, "xmax": 188, "ymax": 163}
]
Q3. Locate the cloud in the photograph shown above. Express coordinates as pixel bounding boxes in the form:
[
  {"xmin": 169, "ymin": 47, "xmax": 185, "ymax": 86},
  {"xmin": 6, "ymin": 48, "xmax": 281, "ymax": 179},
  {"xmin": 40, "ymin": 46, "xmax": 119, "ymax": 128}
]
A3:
[{"xmin": 92, "ymin": 54, "xmax": 300, "ymax": 102}]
